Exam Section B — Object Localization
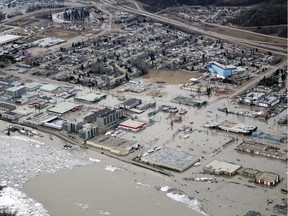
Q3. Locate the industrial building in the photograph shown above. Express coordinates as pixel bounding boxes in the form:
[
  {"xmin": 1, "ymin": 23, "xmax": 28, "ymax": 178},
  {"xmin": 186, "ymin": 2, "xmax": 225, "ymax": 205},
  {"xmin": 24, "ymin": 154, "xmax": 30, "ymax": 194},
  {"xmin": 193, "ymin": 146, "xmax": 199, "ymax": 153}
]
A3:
[
  {"xmin": 25, "ymin": 82, "xmax": 42, "ymax": 92},
  {"xmin": 0, "ymin": 34, "xmax": 21, "ymax": 45},
  {"xmin": 141, "ymin": 147, "xmax": 200, "ymax": 172},
  {"xmin": 119, "ymin": 98, "xmax": 142, "ymax": 110},
  {"xmin": 207, "ymin": 61, "xmax": 246, "ymax": 79},
  {"xmin": 47, "ymin": 102, "xmax": 79, "ymax": 115},
  {"xmin": 236, "ymin": 140, "xmax": 286, "ymax": 160},
  {"xmin": 240, "ymin": 92, "xmax": 280, "ymax": 108},
  {"xmin": 74, "ymin": 92, "xmax": 106, "ymax": 103},
  {"xmin": 237, "ymin": 168, "xmax": 261, "ymax": 178},
  {"xmin": 255, "ymin": 172, "xmax": 280, "ymax": 186},
  {"xmin": 172, "ymin": 96, "xmax": 207, "ymax": 107},
  {"xmin": 86, "ymin": 134, "xmax": 138, "ymax": 155},
  {"xmin": 6, "ymin": 86, "xmax": 26, "ymax": 98},
  {"xmin": 203, "ymin": 160, "xmax": 242, "ymax": 176},
  {"xmin": 32, "ymin": 37, "xmax": 66, "ymax": 48},
  {"xmin": 0, "ymin": 102, "xmax": 16, "ymax": 112},
  {"xmin": 40, "ymin": 84, "xmax": 59, "ymax": 92},
  {"xmin": 204, "ymin": 120, "xmax": 257, "ymax": 135},
  {"xmin": 1, "ymin": 111, "xmax": 20, "ymax": 120}
]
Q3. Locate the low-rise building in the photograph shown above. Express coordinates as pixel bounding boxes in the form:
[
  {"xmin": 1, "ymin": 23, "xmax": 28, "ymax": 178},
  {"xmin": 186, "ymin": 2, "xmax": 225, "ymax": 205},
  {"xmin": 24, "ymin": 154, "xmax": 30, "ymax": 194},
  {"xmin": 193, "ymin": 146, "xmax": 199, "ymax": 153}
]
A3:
[
  {"xmin": 118, "ymin": 119, "xmax": 146, "ymax": 132},
  {"xmin": 120, "ymin": 98, "xmax": 142, "ymax": 110},
  {"xmin": 74, "ymin": 92, "xmax": 106, "ymax": 103},
  {"xmin": 203, "ymin": 160, "xmax": 242, "ymax": 176},
  {"xmin": 255, "ymin": 172, "xmax": 280, "ymax": 186}
]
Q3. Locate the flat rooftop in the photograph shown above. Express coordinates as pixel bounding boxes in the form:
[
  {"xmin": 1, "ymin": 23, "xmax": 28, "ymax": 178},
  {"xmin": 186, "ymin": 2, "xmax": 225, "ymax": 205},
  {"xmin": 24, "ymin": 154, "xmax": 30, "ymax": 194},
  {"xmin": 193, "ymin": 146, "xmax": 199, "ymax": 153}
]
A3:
[
  {"xmin": 141, "ymin": 147, "xmax": 200, "ymax": 172},
  {"xmin": 87, "ymin": 134, "xmax": 137, "ymax": 156},
  {"xmin": 204, "ymin": 160, "xmax": 242, "ymax": 174},
  {"xmin": 119, "ymin": 119, "xmax": 145, "ymax": 129},
  {"xmin": 48, "ymin": 102, "xmax": 78, "ymax": 115},
  {"xmin": 74, "ymin": 92, "xmax": 106, "ymax": 102},
  {"xmin": 256, "ymin": 172, "xmax": 279, "ymax": 182},
  {"xmin": 0, "ymin": 34, "xmax": 21, "ymax": 45},
  {"xmin": 40, "ymin": 84, "xmax": 59, "ymax": 92}
]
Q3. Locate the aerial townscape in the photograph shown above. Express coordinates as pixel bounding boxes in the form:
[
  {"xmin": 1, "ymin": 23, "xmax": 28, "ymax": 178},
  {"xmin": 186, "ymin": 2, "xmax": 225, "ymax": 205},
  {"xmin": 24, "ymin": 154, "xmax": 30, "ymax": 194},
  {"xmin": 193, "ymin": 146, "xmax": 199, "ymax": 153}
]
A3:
[{"xmin": 0, "ymin": 0, "xmax": 287, "ymax": 215}]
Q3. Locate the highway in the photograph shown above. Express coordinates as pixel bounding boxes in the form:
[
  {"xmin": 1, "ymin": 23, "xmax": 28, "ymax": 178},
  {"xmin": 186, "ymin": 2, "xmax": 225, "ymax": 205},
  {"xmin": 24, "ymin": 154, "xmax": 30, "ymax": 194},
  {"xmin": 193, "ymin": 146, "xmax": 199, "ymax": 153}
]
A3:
[
  {"xmin": 229, "ymin": 60, "xmax": 287, "ymax": 98},
  {"xmin": 99, "ymin": 0, "xmax": 287, "ymax": 56}
]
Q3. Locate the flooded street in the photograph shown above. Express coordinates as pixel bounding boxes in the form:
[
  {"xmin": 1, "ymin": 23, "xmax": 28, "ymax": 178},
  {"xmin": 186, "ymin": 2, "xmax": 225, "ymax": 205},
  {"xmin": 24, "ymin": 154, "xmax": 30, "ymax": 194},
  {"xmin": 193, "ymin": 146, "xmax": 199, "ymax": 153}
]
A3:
[{"xmin": 2, "ymin": 83, "xmax": 287, "ymax": 216}]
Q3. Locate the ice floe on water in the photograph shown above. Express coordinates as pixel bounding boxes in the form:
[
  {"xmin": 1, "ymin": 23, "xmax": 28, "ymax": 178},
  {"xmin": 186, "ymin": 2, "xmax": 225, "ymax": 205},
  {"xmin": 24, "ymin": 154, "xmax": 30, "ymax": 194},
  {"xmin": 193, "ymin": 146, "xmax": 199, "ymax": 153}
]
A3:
[
  {"xmin": 75, "ymin": 202, "xmax": 89, "ymax": 211},
  {"xmin": 136, "ymin": 182, "xmax": 152, "ymax": 188},
  {"xmin": 159, "ymin": 187, "xmax": 208, "ymax": 216},
  {"xmin": 105, "ymin": 165, "xmax": 122, "ymax": 172},
  {"xmin": 160, "ymin": 186, "xmax": 170, "ymax": 192},
  {"xmin": 0, "ymin": 186, "xmax": 49, "ymax": 216},
  {"xmin": 0, "ymin": 136, "xmax": 93, "ymax": 188},
  {"xmin": 89, "ymin": 157, "xmax": 101, "ymax": 163},
  {"xmin": 98, "ymin": 210, "xmax": 111, "ymax": 215},
  {"xmin": 0, "ymin": 135, "xmax": 95, "ymax": 215}
]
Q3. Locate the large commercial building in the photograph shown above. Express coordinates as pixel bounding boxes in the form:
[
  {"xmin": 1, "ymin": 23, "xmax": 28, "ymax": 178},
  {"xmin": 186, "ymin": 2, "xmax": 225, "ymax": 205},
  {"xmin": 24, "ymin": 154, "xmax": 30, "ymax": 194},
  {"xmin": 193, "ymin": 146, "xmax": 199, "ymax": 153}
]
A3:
[
  {"xmin": 79, "ymin": 124, "xmax": 98, "ymax": 140},
  {"xmin": 207, "ymin": 61, "xmax": 246, "ymax": 79},
  {"xmin": 6, "ymin": 86, "xmax": 26, "ymax": 98},
  {"xmin": 84, "ymin": 108, "xmax": 124, "ymax": 129},
  {"xmin": 74, "ymin": 92, "xmax": 106, "ymax": 103},
  {"xmin": 0, "ymin": 34, "xmax": 21, "ymax": 45},
  {"xmin": 240, "ymin": 92, "xmax": 280, "ymax": 108}
]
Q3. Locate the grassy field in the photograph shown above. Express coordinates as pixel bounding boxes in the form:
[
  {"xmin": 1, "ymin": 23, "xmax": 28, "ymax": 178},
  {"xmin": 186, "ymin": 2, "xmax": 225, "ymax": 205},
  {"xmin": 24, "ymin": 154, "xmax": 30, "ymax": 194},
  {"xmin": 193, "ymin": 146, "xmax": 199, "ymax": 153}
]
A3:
[{"xmin": 143, "ymin": 69, "xmax": 202, "ymax": 84}]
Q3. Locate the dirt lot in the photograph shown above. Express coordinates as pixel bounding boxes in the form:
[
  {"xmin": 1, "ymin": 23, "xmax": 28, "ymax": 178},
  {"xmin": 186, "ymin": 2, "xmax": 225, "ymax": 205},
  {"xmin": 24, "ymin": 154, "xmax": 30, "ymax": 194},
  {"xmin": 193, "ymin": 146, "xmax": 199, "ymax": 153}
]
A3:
[
  {"xmin": 143, "ymin": 69, "xmax": 202, "ymax": 84},
  {"xmin": 41, "ymin": 28, "xmax": 80, "ymax": 39},
  {"xmin": 8, "ymin": 18, "xmax": 42, "ymax": 27}
]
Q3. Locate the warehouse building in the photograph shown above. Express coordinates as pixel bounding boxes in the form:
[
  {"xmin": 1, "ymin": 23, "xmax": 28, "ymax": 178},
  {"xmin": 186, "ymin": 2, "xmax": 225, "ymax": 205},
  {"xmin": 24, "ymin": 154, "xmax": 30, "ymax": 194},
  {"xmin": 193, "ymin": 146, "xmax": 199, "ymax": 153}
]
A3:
[
  {"xmin": 255, "ymin": 172, "xmax": 280, "ymax": 186},
  {"xmin": 74, "ymin": 92, "xmax": 106, "ymax": 103},
  {"xmin": 0, "ymin": 34, "xmax": 21, "ymax": 45},
  {"xmin": 86, "ymin": 134, "xmax": 138, "ymax": 155},
  {"xmin": 141, "ymin": 147, "xmax": 200, "ymax": 172},
  {"xmin": 203, "ymin": 160, "xmax": 242, "ymax": 176}
]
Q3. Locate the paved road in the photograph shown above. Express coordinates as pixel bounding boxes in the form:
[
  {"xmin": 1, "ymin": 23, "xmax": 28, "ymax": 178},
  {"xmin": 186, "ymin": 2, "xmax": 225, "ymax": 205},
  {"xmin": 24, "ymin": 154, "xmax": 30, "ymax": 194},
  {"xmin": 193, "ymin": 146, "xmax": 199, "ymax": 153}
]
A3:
[
  {"xmin": 99, "ymin": 0, "xmax": 287, "ymax": 56},
  {"xmin": 229, "ymin": 60, "xmax": 287, "ymax": 99}
]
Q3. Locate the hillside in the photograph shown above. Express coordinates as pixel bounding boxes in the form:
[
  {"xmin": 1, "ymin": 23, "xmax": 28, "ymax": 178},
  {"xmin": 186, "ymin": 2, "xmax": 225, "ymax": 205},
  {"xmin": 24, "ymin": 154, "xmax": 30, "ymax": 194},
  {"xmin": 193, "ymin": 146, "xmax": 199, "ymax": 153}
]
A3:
[
  {"xmin": 138, "ymin": 0, "xmax": 286, "ymax": 11},
  {"xmin": 137, "ymin": 0, "xmax": 287, "ymax": 36}
]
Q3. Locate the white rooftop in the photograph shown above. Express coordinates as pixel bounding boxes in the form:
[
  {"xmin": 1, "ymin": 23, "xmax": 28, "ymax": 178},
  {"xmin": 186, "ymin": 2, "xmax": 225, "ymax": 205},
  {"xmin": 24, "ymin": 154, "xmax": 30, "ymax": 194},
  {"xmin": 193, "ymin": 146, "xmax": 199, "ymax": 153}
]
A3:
[
  {"xmin": 40, "ymin": 84, "xmax": 59, "ymax": 92},
  {"xmin": 48, "ymin": 102, "xmax": 78, "ymax": 114},
  {"xmin": 75, "ymin": 92, "xmax": 106, "ymax": 102},
  {"xmin": 0, "ymin": 34, "xmax": 21, "ymax": 45},
  {"xmin": 204, "ymin": 160, "xmax": 241, "ymax": 174}
]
